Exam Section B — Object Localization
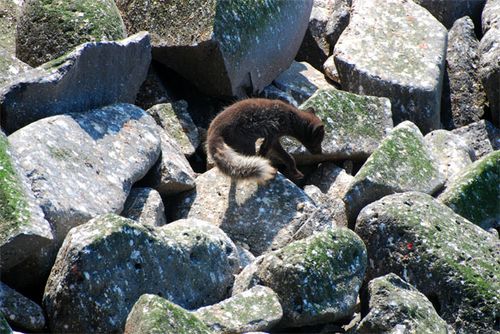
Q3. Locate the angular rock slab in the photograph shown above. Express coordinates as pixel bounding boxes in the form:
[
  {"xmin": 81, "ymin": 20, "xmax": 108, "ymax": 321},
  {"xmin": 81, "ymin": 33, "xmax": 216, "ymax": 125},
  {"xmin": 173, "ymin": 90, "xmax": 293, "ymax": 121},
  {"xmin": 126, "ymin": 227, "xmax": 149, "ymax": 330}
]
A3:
[
  {"xmin": 451, "ymin": 119, "xmax": 500, "ymax": 159},
  {"xmin": 16, "ymin": 0, "xmax": 126, "ymax": 67},
  {"xmin": 439, "ymin": 150, "xmax": 500, "ymax": 230},
  {"xmin": 343, "ymin": 121, "xmax": 444, "ymax": 226},
  {"xmin": 121, "ymin": 187, "xmax": 166, "ymax": 227},
  {"xmin": 334, "ymin": 0, "xmax": 447, "ymax": 133},
  {"xmin": 0, "ymin": 32, "xmax": 151, "ymax": 133},
  {"xmin": 124, "ymin": 294, "xmax": 212, "ymax": 334},
  {"xmin": 43, "ymin": 215, "xmax": 239, "ymax": 333},
  {"xmin": 282, "ymin": 88, "xmax": 393, "ymax": 163},
  {"xmin": 0, "ymin": 282, "xmax": 45, "ymax": 332},
  {"xmin": 356, "ymin": 273, "xmax": 449, "ymax": 334},
  {"xmin": 116, "ymin": 0, "xmax": 312, "ymax": 97},
  {"xmin": 355, "ymin": 192, "xmax": 500, "ymax": 333},
  {"xmin": 194, "ymin": 285, "xmax": 282, "ymax": 334},
  {"xmin": 233, "ymin": 228, "xmax": 367, "ymax": 328},
  {"xmin": 0, "ymin": 131, "xmax": 52, "ymax": 271},
  {"xmin": 173, "ymin": 168, "xmax": 319, "ymax": 256}
]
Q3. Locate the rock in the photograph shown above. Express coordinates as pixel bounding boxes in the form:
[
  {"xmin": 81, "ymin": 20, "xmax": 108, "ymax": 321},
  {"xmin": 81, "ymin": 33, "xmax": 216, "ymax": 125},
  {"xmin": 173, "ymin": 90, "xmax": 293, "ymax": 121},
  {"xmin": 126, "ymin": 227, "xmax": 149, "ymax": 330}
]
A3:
[
  {"xmin": 343, "ymin": 121, "xmax": 444, "ymax": 227},
  {"xmin": 121, "ymin": 188, "xmax": 166, "ymax": 227},
  {"xmin": 0, "ymin": 314, "xmax": 12, "ymax": 334},
  {"xmin": 134, "ymin": 64, "xmax": 173, "ymax": 110},
  {"xmin": 303, "ymin": 184, "xmax": 348, "ymax": 227},
  {"xmin": 306, "ymin": 162, "xmax": 353, "ymax": 198},
  {"xmin": 0, "ymin": 32, "xmax": 151, "ymax": 134},
  {"xmin": 412, "ymin": 0, "xmax": 486, "ymax": 29},
  {"xmin": 281, "ymin": 88, "xmax": 393, "ymax": 163},
  {"xmin": 439, "ymin": 150, "xmax": 499, "ymax": 231},
  {"xmin": 355, "ymin": 192, "xmax": 500, "ymax": 333},
  {"xmin": 334, "ymin": 0, "xmax": 447, "ymax": 133},
  {"xmin": 147, "ymin": 101, "xmax": 200, "ymax": 157},
  {"xmin": 173, "ymin": 168, "xmax": 322, "ymax": 256},
  {"xmin": 194, "ymin": 285, "xmax": 282, "ymax": 334},
  {"xmin": 117, "ymin": 0, "xmax": 313, "ymax": 97},
  {"xmin": 259, "ymin": 84, "xmax": 300, "ymax": 107},
  {"xmin": 124, "ymin": 294, "xmax": 212, "ymax": 334},
  {"xmin": 235, "ymin": 243, "xmax": 256, "ymax": 270},
  {"xmin": 451, "ymin": 119, "xmax": 500, "ymax": 158},
  {"xmin": 356, "ymin": 273, "xmax": 450, "ymax": 334},
  {"xmin": 233, "ymin": 228, "xmax": 367, "ymax": 328},
  {"xmin": 16, "ymin": 0, "xmax": 126, "ymax": 67},
  {"xmin": 43, "ymin": 215, "xmax": 239, "ymax": 333},
  {"xmin": 442, "ymin": 16, "xmax": 486, "ymax": 129},
  {"xmin": 323, "ymin": 55, "xmax": 341, "ymax": 85},
  {"xmin": 482, "ymin": 0, "xmax": 500, "ymax": 33},
  {"xmin": 0, "ymin": 282, "xmax": 45, "ymax": 332},
  {"xmin": 138, "ymin": 126, "xmax": 196, "ymax": 196},
  {"xmin": 273, "ymin": 61, "xmax": 334, "ymax": 105},
  {"xmin": 0, "ymin": 0, "xmax": 19, "ymax": 53},
  {"xmin": 0, "ymin": 48, "xmax": 32, "ymax": 87},
  {"xmin": 424, "ymin": 129, "xmax": 474, "ymax": 184},
  {"xmin": 479, "ymin": 5, "xmax": 500, "ymax": 126},
  {"xmin": 0, "ymin": 131, "xmax": 52, "ymax": 271}
]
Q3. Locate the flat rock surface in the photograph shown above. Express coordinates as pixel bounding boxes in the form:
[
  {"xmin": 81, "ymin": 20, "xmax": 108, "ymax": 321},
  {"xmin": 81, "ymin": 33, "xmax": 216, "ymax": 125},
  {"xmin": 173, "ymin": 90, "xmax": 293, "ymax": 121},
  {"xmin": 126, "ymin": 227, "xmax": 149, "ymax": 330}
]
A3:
[
  {"xmin": 356, "ymin": 192, "xmax": 500, "ymax": 333},
  {"xmin": 334, "ymin": 0, "xmax": 447, "ymax": 133}
]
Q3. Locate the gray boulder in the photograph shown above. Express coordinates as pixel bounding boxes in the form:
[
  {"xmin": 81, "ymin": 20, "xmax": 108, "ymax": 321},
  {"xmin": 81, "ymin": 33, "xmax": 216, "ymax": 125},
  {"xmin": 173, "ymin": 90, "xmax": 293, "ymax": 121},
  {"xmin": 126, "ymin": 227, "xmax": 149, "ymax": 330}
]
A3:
[
  {"xmin": 334, "ymin": 0, "xmax": 447, "ymax": 133},
  {"xmin": 124, "ymin": 294, "xmax": 212, "ymax": 334},
  {"xmin": 343, "ymin": 121, "xmax": 444, "ymax": 227},
  {"xmin": 173, "ymin": 168, "xmax": 324, "ymax": 256},
  {"xmin": 0, "ymin": 313, "xmax": 12, "ymax": 334},
  {"xmin": 451, "ymin": 119, "xmax": 500, "ymax": 158},
  {"xmin": 0, "ymin": 0, "xmax": 19, "ymax": 53},
  {"xmin": 16, "ymin": 0, "xmax": 126, "ymax": 67},
  {"xmin": 117, "ymin": 0, "xmax": 313, "ymax": 97},
  {"xmin": 0, "ymin": 282, "xmax": 45, "ymax": 332},
  {"xmin": 0, "ymin": 32, "xmax": 151, "ymax": 133},
  {"xmin": 233, "ymin": 228, "xmax": 367, "ymax": 328},
  {"xmin": 306, "ymin": 162, "xmax": 353, "ymax": 199},
  {"xmin": 442, "ymin": 16, "xmax": 486, "ymax": 129},
  {"xmin": 439, "ymin": 150, "xmax": 500, "ymax": 231},
  {"xmin": 356, "ymin": 273, "xmax": 450, "ymax": 334},
  {"xmin": 355, "ymin": 192, "xmax": 500, "ymax": 333},
  {"xmin": 0, "ymin": 48, "xmax": 32, "ymax": 87},
  {"xmin": 0, "ymin": 131, "xmax": 52, "ymax": 272},
  {"xmin": 121, "ymin": 187, "xmax": 166, "ymax": 227},
  {"xmin": 482, "ymin": 0, "xmax": 500, "ymax": 33},
  {"xmin": 303, "ymin": 184, "xmax": 348, "ymax": 228},
  {"xmin": 43, "ymin": 215, "xmax": 239, "ymax": 333},
  {"xmin": 412, "ymin": 0, "xmax": 486, "ymax": 29},
  {"xmin": 282, "ymin": 88, "xmax": 393, "ymax": 163},
  {"xmin": 194, "ymin": 285, "xmax": 282, "ymax": 334},
  {"xmin": 147, "ymin": 101, "xmax": 200, "ymax": 157}
]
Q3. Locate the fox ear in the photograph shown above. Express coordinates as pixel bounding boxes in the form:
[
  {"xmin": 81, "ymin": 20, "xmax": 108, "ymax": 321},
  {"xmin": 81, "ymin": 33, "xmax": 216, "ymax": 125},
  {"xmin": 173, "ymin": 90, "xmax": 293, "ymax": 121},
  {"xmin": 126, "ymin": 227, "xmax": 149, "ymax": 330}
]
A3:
[{"xmin": 304, "ymin": 107, "xmax": 316, "ymax": 114}]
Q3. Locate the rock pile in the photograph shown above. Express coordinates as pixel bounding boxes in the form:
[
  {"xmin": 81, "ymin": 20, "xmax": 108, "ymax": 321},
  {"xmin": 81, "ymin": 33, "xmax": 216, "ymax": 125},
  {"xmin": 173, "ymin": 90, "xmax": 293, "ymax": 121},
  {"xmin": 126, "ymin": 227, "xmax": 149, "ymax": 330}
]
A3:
[{"xmin": 0, "ymin": 0, "xmax": 498, "ymax": 333}]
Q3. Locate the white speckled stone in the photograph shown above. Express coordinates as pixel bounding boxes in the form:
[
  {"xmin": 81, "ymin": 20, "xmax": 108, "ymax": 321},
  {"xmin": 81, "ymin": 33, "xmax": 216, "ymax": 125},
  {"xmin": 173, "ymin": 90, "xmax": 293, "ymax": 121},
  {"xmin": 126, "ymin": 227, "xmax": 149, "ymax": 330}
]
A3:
[
  {"xmin": 0, "ymin": 282, "xmax": 45, "ymax": 332},
  {"xmin": 121, "ymin": 187, "xmax": 166, "ymax": 227}
]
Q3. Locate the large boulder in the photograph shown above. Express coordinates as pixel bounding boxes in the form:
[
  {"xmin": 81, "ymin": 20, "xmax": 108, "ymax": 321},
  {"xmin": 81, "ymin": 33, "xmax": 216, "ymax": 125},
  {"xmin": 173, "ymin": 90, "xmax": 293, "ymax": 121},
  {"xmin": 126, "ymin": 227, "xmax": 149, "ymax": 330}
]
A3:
[
  {"xmin": 233, "ymin": 228, "xmax": 367, "ymax": 328},
  {"xmin": 116, "ymin": 0, "xmax": 313, "ymax": 97},
  {"xmin": 355, "ymin": 192, "xmax": 500, "ymax": 333},
  {"xmin": 343, "ymin": 121, "xmax": 444, "ymax": 227},
  {"xmin": 334, "ymin": 0, "xmax": 447, "ymax": 133},
  {"xmin": 0, "ymin": 131, "xmax": 52, "ymax": 272},
  {"xmin": 43, "ymin": 215, "xmax": 239, "ymax": 333},
  {"xmin": 16, "ymin": 0, "xmax": 126, "ymax": 67},
  {"xmin": 0, "ymin": 282, "xmax": 45, "ymax": 332},
  {"xmin": 0, "ymin": 32, "xmax": 151, "ymax": 134}
]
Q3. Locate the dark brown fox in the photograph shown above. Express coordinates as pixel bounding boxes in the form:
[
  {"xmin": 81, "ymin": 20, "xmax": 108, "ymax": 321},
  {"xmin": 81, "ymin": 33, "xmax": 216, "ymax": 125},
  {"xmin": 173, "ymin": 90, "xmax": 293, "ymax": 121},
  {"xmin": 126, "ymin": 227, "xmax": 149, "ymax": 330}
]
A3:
[{"xmin": 207, "ymin": 98, "xmax": 324, "ymax": 183}]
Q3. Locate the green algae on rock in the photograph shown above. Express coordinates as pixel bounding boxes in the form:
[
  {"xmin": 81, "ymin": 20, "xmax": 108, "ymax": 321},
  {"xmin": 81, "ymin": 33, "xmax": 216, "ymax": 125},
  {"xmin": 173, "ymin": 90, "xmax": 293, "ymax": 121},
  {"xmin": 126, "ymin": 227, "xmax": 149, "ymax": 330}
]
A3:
[{"xmin": 356, "ymin": 192, "xmax": 500, "ymax": 333}]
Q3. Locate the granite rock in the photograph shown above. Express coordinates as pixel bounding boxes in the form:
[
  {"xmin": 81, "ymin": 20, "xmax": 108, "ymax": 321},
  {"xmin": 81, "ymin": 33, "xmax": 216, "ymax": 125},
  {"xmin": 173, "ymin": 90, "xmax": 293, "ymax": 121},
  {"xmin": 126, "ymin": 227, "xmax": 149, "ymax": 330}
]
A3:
[
  {"xmin": 121, "ymin": 187, "xmax": 166, "ymax": 227},
  {"xmin": 451, "ymin": 119, "xmax": 500, "ymax": 158}
]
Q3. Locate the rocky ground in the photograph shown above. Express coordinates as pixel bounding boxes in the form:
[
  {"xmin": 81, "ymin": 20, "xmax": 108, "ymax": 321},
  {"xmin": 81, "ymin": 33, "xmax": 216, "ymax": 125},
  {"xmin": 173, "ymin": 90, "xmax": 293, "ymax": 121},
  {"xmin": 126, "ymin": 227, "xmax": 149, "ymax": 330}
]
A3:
[{"xmin": 0, "ymin": 0, "xmax": 499, "ymax": 333}]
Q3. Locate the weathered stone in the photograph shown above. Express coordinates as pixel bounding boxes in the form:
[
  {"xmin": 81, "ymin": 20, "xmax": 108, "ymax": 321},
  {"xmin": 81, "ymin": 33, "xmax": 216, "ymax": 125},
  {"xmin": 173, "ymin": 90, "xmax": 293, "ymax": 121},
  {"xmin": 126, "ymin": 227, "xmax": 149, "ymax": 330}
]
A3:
[
  {"xmin": 139, "ymin": 127, "xmax": 196, "ymax": 196},
  {"xmin": 233, "ymin": 228, "xmax": 367, "ymax": 328},
  {"xmin": 343, "ymin": 121, "xmax": 444, "ymax": 226},
  {"xmin": 16, "ymin": 0, "xmax": 126, "ymax": 67},
  {"xmin": 134, "ymin": 64, "xmax": 173, "ymax": 110},
  {"xmin": 479, "ymin": 33, "xmax": 500, "ymax": 126},
  {"xmin": 0, "ymin": 313, "xmax": 12, "ymax": 334},
  {"xmin": 451, "ymin": 119, "xmax": 500, "ymax": 158},
  {"xmin": 124, "ymin": 294, "xmax": 212, "ymax": 334},
  {"xmin": 303, "ymin": 185, "xmax": 348, "ymax": 228},
  {"xmin": 439, "ymin": 150, "xmax": 499, "ymax": 230},
  {"xmin": 0, "ymin": 131, "xmax": 52, "ymax": 272},
  {"xmin": 117, "ymin": 0, "xmax": 312, "ymax": 97},
  {"xmin": 260, "ymin": 84, "xmax": 300, "ymax": 107},
  {"xmin": 173, "ymin": 168, "xmax": 322, "ymax": 256},
  {"xmin": 355, "ymin": 192, "xmax": 500, "ymax": 333},
  {"xmin": 43, "ymin": 215, "xmax": 239, "ymax": 333},
  {"xmin": 194, "ymin": 285, "xmax": 282, "ymax": 334},
  {"xmin": 281, "ymin": 88, "xmax": 393, "ymax": 163},
  {"xmin": 0, "ymin": 32, "xmax": 151, "ymax": 134},
  {"xmin": 424, "ymin": 129, "xmax": 474, "ymax": 184},
  {"xmin": 0, "ymin": 0, "xmax": 19, "ymax": 53},
  {"xmin": 273, "ymin": 61, "xmax": 334, "ymax": 106},
  {"xmin": 442, "ymin": 16, "xmax": 486, "ymax": 129},
  {"xmin": 482, "ymin": 0, "xmax": 500, "ymax": 34},
  {"xmin": 121, "ymin": 188, "xmax": 166, "ymax": 227},
  {"xmin": 147, "ymin": 101, "xmax": 200, "ymax": 157},
  {"xmin": 0, "ymin": 282, "xmax": 45, "ymax": 332},
  {"xmin": 0, "ymin": 48, "xmax": 32, "ymax": 87},
  {"xmin": 235, "ymin": 243, "xmax": 256, "ymax": 270},
  {"xmin": 412, "ymin": 0, "xmax": 486, "ymax": 29},
  {"xmin": 356, "ymin": 273, "xmax": 450, "ymax": 334},
  {"xmin": 306, "ymin": 162, "xmax": 353, "ymax": 198},
  {"xmin": 322, "ymin": 55, "xmax": 341, "ymax": 85},
  {"xmin": 334, "ymin": 0, "xmax": 447, "ymax": 133}
]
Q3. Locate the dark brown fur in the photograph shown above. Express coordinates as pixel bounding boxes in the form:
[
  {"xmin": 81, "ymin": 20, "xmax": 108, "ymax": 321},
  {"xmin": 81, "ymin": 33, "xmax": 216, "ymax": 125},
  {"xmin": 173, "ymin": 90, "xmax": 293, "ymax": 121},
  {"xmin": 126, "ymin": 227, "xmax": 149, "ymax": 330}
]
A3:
[{"xmin": 207, "ymin": 98, "xmax": 324, "ymax": 183}]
